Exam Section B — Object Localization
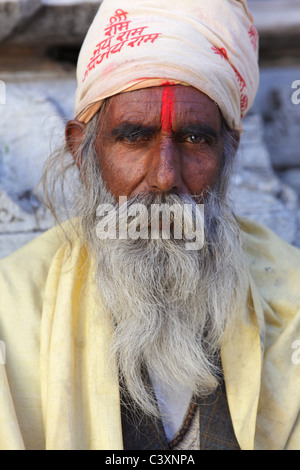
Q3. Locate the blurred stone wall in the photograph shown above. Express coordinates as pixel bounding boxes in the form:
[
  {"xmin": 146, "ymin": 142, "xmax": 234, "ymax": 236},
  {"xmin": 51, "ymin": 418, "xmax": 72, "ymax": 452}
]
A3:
[{"xmin": 0, "ymin": 0, "xmax": 300, "ymax": 258}]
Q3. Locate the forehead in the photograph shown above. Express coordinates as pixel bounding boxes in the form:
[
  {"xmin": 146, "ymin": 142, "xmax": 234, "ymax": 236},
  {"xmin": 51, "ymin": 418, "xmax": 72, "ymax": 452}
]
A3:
[{"xmin": 104, "ymin": 85, "xmax": 222, "ymax": 129}]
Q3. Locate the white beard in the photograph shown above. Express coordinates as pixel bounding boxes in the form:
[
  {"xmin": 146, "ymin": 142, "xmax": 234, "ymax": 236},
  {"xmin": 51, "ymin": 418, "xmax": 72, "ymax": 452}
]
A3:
[
  {"xmin": 83, "ymin": 189, "xmax": 248, "ymax": 418},
  {"xmin": 41, "ymin": 107, "xmax": 245, "ymax": 418}
]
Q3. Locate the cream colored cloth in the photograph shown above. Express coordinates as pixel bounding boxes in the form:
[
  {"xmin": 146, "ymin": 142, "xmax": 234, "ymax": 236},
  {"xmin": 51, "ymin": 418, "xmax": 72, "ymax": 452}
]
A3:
[
  {"xmin": 0, "ymin": 217, "xmax": 300, "ymax": 450},
  {"xmin": 75, "ymin": 0, "xmax": 259, "ymax": 131}
]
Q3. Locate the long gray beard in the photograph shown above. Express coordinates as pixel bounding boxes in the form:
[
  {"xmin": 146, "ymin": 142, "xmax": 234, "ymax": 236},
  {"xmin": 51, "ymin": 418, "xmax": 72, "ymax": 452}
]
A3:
[{"xmin": 81, "ymin": 181, "xmax": 248, "ymax": 418}]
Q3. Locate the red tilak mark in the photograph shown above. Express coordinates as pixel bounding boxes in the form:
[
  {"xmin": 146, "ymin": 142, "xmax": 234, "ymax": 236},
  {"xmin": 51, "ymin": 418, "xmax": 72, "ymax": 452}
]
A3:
[{"xmin": 161, "ymin": 86, "xmax": 175, "ymax": 133}]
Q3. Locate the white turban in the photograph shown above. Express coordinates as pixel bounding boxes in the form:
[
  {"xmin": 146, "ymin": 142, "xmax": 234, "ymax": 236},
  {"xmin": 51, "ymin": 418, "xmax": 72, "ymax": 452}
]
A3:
[{"xmin": 75, "ymin": 0, "xmax": 259, "ymax": 131}]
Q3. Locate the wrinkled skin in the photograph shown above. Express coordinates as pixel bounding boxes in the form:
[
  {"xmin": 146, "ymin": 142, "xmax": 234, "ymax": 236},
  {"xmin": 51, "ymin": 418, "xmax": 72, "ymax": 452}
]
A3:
[{"xmin": 66, "ymin": 85, "xmax": 224, "ymax": 201}]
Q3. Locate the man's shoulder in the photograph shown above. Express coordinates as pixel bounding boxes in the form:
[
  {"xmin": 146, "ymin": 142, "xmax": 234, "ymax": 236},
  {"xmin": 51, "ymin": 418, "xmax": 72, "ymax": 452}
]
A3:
[
  {"xmin": 0, "ymin": 224, "xmax": 67, "ymax": 284},
  {"xmin": 238, "ymin": 216, "xmax": 300, "ymax": 319},
  {"xmin": 238, "ymin": 215, "xmax": 300, "ymax": 270},
  {"xmin": 0, "ymin": 222, "xmax": 77, "ymax": 328}
]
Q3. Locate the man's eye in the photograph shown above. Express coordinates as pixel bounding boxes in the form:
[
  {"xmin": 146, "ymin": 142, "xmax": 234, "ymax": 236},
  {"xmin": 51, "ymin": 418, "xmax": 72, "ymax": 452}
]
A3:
[
  {"xmin": 119, "ymin": 133, "xmax": 149, "ymax": 143},
  {"xmin": 185, "ymin": 135, "xmax": 206, "ymax": 144},
  {"xmin": 125, "ymin": 133, "xmax": 140, "ymax": 142}
]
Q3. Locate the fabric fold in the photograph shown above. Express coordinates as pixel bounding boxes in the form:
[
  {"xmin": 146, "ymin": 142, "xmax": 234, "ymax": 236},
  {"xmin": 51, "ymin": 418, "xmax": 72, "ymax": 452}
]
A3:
[
  {"xmin": 221, "ymin": 275, "xmax": 263, "ymax": 450},
  {"xmin": 0, "ymin": 365, "xmax": 25, "ymax": 450},
  {"xmin": 75, "ymin": 0, "xmax": 259, "ymax": 130},
  {"xmin": 0, "ymin": 217, "xmax": 300, "ymax": 449},
  {"xmin": 40, "ymin": 241, "xmax": 123, "ymax": 450}
]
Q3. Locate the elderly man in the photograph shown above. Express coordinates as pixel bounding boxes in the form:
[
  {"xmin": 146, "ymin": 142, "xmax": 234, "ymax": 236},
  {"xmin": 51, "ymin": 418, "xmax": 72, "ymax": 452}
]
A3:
[{"xmin": 0, "ymin": 0, "xmax": 300, "ymax": 451}]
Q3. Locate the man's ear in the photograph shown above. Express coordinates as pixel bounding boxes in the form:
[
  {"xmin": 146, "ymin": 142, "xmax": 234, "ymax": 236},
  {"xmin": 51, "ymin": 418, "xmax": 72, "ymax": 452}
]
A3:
[{"xmin": 65, "ymin": 120, "xmax": 87, "ymax": 170}]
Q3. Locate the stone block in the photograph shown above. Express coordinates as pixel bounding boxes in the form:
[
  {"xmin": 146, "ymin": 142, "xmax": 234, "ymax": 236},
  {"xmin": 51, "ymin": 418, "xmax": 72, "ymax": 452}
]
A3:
[
  {"xmin": 230, "ymin": 167, "xmax": 299, "ymax": 245},
  {"xmin": 0, "ymin": 0, "xmax": 41, "ymax": 42},
  {"xmin": 238, "ymin": 113, "xmax": 273, "ymax": 171},
  {"xmin": 0, "ymin": 188, "xmax": 54, "ymax": 231},
  {"xmin": 249, "ymin": 0, "xmax": 300, "ymax": 35},
  {"xmin": 231, "ymin": 109, "xmax": 299, "ymax": 245},
  {"xmin": 0, "ymin": 73, "xmax": 76, "ymax": 201},
  {"xmin": 4, "ymin": 0, "xmax": 102, "ymax": 45},
  {"xmin": 277, "ymin": 169, "xmax": 300, "ymax": 198},
  {"xmin": 0, "ymin": 189, "xmax": 36, "ymax": 232},
  {"xmin": 0, "ymin": 71, "xmax": 74, "ymax": 257},
  {"xmin": 296, "ymin": 210, "xmax": 300, "ymax": 248},
  {"xmin": 230, "ymin": 185, "xmax": 298, "ymax": 245},
  {"xmin": 254, "ymin": 67, "xmax": 300, "ymax": 170}
]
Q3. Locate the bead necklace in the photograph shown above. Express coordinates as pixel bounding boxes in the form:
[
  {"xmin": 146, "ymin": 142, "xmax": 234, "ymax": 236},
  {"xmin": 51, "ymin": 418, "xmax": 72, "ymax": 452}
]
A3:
[{"xmin": 168, "ymin": 399, "xmax": 197, "ymax": 449}]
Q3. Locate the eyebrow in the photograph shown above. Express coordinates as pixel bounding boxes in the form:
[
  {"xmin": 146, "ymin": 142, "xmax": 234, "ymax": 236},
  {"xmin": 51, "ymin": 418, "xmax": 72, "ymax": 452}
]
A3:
[
  {"xmin": 110, "ymin": 121, "xmax": 219, "ymax": 142},
  {"xmin": 110, "ymin": 122, "xmax": 158, "ymax": 140}
]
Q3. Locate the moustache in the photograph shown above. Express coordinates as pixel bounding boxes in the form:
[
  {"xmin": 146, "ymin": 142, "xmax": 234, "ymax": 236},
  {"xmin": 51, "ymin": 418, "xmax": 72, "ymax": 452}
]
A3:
[{"xmin": 95, "ymin": 192, "xmax": 205, "ymax": 250}]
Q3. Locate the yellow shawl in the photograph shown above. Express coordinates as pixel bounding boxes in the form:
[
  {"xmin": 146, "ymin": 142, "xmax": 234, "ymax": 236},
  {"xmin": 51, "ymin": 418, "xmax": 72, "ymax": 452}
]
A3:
[{"xmin": 0, "ymin": 217, "xmax": 299, "ymax": 450}]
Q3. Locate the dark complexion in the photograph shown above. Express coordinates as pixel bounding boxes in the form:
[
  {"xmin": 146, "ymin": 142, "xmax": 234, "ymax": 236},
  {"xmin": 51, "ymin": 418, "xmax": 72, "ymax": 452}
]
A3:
[{"xmin": 66, "ymin": 85, "xmax": 224, "ymax": 201}]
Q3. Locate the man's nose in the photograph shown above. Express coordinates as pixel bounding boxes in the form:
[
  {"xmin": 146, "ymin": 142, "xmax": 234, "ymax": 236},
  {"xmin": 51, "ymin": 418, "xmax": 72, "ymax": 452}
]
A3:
[{"xmin": 146, "ymin": 137, "xmax": 183, "ymax": 193}]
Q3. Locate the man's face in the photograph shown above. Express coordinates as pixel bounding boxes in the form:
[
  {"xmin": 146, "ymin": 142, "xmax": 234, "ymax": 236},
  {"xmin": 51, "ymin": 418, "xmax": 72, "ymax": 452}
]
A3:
[{"xmin": 95, "ymin": 85, "xmax": 223, "ymax": 200}]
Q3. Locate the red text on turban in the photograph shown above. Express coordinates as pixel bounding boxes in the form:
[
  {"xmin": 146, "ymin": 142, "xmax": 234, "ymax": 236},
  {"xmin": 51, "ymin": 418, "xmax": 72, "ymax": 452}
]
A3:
[{"xmin": 83, "ymin": 9, "xmax": 162, "ymax": 83}]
